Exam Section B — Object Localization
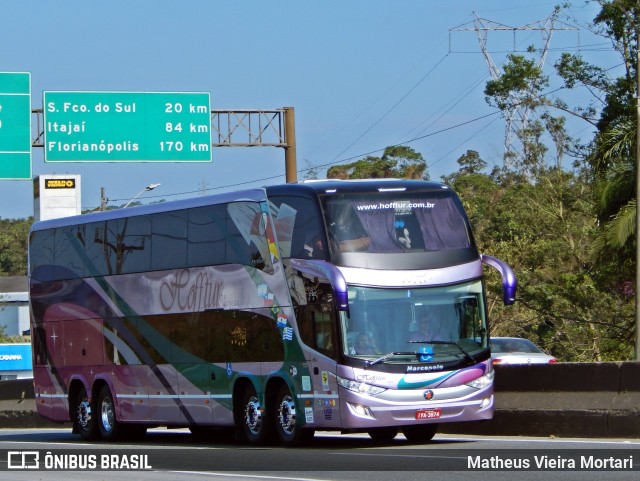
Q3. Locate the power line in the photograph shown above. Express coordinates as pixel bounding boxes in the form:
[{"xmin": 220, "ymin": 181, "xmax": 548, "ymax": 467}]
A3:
[
  {"xmin": 90, "ymin": 109, "xmax": 503, "ymax": 211},
  {"xmin": 328, "ymin": 53, "xmax": 450, "ymax": 163},
  {"xmin": 301, "ymin": 110, "xmax": 502, "ymax": 173},
  {"xmin": 304, "ymin": 39, "xmax": 449, "ymax": 160}
]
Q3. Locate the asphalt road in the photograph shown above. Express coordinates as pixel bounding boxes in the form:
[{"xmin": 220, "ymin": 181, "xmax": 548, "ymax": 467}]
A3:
[{"xmin": 0, "ymin": 428, "xmax": 638, "ymax": 481}]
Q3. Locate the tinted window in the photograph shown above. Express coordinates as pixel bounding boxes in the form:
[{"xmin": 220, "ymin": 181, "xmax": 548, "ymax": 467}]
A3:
[
  {"xmin": 188, "ymin": 204, "xmax": 226, "ymax": 267},
  {"xmin": 226, "ymin": 202, "xmax": 272, "ymax": 272},
  {"xmin": 110, "ymin": 311, "xmax": 284, "ymax": 364},
  {"xmin": 296, "ymin": 303, "xmax": 336, "ymax": 359},
  {"xmin": 292, "ymin": 273, "xmax": 336, "ymax": 359},
  {"xmin": 32, "ymin": 200, "xmax": 278, "ymax": 281},
  {"xmin": 323, "ymin": 192, "xmax": 471, "ymax": 254},
  {"xmin": 29, "ymin": 229, "xmax": 55, "ymax": 281},
  {"xmin": 269, "ymin": 195, "xmax": 327, "ymax": 259},
  {"xmin": 118, "ymin": 216, "xmax": 151, "ymax": 274},
  {"xmin": 103, "ymin": 219, "xmax": 120, "ymax": 275},
  {"xmin": 152, "ymin": 210, "xmax": 188, "ymax": 271},
  {"xmin": 85, "ymin": 221, "xmax": 110, "ymax": 277},
  {"xmin": 54, "ymin": 226, "xmax": 86, "ymax": 280},
  {"xmin": 223, "ymin": 310, "xmax": 284, "ymax": 362}
]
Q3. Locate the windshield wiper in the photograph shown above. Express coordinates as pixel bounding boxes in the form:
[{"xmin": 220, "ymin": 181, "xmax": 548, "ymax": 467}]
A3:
[
  {"xmin": 365, "ymin": 351, "xmax": 416, "ymax": 368},
  {"xmin": 407, "ymin": 340, "xmax": 475, "ymax": 364}
]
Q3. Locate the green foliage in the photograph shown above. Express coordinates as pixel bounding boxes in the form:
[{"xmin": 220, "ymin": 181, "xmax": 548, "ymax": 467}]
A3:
[
  {"xmin": 0, "ymin": 328, "xmax": 29, "ymax": 344},
  {"xmin": 327, "ymin": 145, "xmax": 428, "ymax": 180},
  {"xmin": 0, "ymin": 218, "xmax": 31, "ymax": 276},
  {"xmin": 449, "ymin": 166, "xmax": 633, "ymax": 361},
  {"xmin": 484, "ymin": 53, "xmax": 548, "ymax": 111},
  {"xmin": 466, "ymin": 1, "xmax": 639, "ymax": 360}
]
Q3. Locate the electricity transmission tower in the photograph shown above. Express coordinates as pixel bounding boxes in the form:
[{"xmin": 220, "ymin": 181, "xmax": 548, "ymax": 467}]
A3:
[{"xmin": 450, "ymin": 10, "xmax": 577, "ymax": 167}]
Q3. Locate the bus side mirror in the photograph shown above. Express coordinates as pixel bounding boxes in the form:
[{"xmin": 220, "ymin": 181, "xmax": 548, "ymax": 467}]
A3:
[{"xmin": 481, "ymin": 254, "xmax": 517, "ymax": 305}]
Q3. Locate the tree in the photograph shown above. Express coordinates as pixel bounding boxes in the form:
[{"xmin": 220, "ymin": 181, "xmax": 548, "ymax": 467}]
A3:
[
  {"xmin": 448, "ymin": 163, "xmax": 633, "ymax": 361},
  {"xmin": 327, "ymin": 145, "xmax": 428, "ymax": 180},
  {"xmin": 0, "ymin": 218, "xmax": 31, "ymax": 276},
  {"xmin": 557, "ymin": 1, "xmax": 639, "ymax": 256},
  {"xmin": 473, "ymin": 2, "xmax": 639, "ymax": 359}
]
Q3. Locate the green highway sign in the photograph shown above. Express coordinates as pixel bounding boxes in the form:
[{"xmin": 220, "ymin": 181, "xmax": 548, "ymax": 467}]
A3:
[
  {"xmin": 0, "ymin": 72, "xmax": 31, "ymax": 179},
  {"xmin": 43, "ymin": 91, "xmax": 212, "ymax": 162}
]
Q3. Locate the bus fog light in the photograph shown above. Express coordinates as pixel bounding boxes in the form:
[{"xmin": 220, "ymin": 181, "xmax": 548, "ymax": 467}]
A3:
[{"xmin": 346, "ymin": 402, "xmax": 374, "ymax": 418}]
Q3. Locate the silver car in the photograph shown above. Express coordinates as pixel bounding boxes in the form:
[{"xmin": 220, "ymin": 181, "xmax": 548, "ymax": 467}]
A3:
[{"xmin": 490, "ymin": 337, "xmax": 557, "ymax": 365}]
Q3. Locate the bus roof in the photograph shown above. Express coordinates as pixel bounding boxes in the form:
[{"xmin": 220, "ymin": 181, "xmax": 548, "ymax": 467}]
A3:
[
  {"xmin": 30, "ymin": 179, "xmax": 454, "ymax": 233},
  {"xmin": 30, "ymin": 187, "xmax": 267, "ymax": 232},
  {"xmin": 265, "ymin": 179, "xmax": 451, "ymax": 197}
]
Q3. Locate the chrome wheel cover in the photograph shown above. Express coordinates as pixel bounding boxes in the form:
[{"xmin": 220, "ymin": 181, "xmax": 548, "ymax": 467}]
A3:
[
  {"xmin": 100, "ymin": 395, "xmax": 115, "ymax": 433},
  {"xmin": 277, "ymin": 394, "xmax": 297, "ymax": 435},
  {"xmin": 244, "ymin": 395, "xmax": 264, "ymax": 436},
  {"xmin": 77, "ymin": 399, "xmax": 92, "ymax": 428}
]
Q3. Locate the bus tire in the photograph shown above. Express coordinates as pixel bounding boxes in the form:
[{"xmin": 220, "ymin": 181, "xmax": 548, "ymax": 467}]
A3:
[
  {"xmin": 239, "ymin": 385, "xmax": 272, "ymax": 445},
  {"xmin": 97, "ymin": 385, "xmax": 123, "ymax": 442},
  {"xmin": 401, "ymin": 424, "xmax": 438, "ymax": 443},
  {"xmin": 274, "ymin": 384, "xmax": 314, "ymax": 446},
  {"xmin": 74, "ymin": 386, "xmax": 99, "ymax": 441},
  {"xmin": 367, "ymin": 427, "xmax": 399, "ymax": 442}
]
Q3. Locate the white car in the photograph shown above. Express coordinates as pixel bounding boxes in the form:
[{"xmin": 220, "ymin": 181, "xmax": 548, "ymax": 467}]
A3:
[{"xmin": 490, "ymin": 337, "xmax": 558, "ymax": 365}]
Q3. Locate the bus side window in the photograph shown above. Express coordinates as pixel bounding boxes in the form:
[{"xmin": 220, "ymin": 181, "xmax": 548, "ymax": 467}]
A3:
[
  {"xmin": 269, "ymin": 195, "xmax": 327, "ymax": 260},
  {"xmin": 151, "ymin": 210, "xmax": 188, "ymax": 271},
  {"xmin": 226, "ymin": 202, "xmax": 272, "ymax": 273},
  {"xmin": 86, "ymin": 221, "xmax": 110, "ymax": 278},
  {"xmin": 29, "ymin": 229, "xmax": 55, "ymax": 282},
  {"xmin": 188, "ymin": 204, "xmax": 226, "ymax": 267},
  {"xmin": 295, "ymin": 304, "xmax": 336, "ymax": 359},
  {"xmin": 118, "ymin": 216, "xmax": 151, "ymax": 274},
  {"xmin": 55, "ymin": 225, "xmax": 86, "ymax": 280}
]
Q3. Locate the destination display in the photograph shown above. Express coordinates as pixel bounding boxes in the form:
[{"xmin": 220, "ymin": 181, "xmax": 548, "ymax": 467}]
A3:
[
  {"xmin": 0, "ymin": 72, "xmax": 31, "ymax": 179},
  {"xmin": 43, "ymin": 91, "xmax": 212, "ymax": 162}
]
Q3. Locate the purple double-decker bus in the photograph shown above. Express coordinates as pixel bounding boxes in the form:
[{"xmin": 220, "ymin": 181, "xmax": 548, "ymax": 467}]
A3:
[{"xmin": 29, "ymin": 179, "xmax": 516, "ymax": 446}]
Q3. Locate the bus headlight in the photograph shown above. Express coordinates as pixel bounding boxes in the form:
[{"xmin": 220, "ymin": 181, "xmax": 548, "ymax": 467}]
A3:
[
  {"xmin": 465, "ymin": 370, "xmax": 494, "ymax": 389},
  {"xmin": 337, "ymin": 376, "xmax": 386, "ymax": 396}
]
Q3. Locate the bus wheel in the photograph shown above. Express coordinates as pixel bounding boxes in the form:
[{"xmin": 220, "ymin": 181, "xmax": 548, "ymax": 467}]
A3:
[
  {"xmin": 274, "ymin": 385, "xmax": 314, "ymax": 446},
  {"xmin": 367, "ymin": 427, "xmax": 399, "ymax": 442},
  {"xmin": 75, "ymin": 387, "xmax": 99, "ymax": 441},
  {"xmin": 402, "ymin": 424, "xmax": 438, "ymax": 443},
  {"xmin": 240, "ymin": 385, "xmax": 272, "ymax": 445},
  {"xmin": 97, "ymin": 385, "xmax": 122, "ymax": 442}
]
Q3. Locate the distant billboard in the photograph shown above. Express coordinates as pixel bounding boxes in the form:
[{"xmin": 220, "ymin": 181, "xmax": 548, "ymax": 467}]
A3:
[
  {"xmin": 43, "ymin": 91, "xmax": 212, "ymax": 162},
  {"xmin": 33, "ymin": 174, "xmax": 81, "ymax": 221},
  {"xmin": 0, "ymin": 343, "xmax": 32, "ymax": 373}
]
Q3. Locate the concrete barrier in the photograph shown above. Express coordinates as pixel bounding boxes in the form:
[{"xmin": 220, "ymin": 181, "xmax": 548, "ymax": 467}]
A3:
[
  {"xmin": 0, "ymin": 379, "xmax": 59, "ymax": 428},
  {"xmin": 2, "ymin": 363, "xmax": 639, "ymax": 437},
  {"xmin": 440, "ymin": 362, "xmax": 640, "ymax": 438}
]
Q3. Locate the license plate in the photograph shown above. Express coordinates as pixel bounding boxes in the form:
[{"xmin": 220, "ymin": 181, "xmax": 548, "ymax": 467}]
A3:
[{"xmin": 415, "ymin": 409, "xmax": 441, "ymax": 420}]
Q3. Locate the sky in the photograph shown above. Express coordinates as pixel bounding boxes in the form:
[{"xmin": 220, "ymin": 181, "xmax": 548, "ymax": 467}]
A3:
[{"xmin": 0, "ymin": 0, "xmax": 620, "ymax": 219}]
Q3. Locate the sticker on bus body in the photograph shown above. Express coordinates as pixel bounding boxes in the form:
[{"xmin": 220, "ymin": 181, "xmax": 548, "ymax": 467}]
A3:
[{"xmin": 305, "ymin": 407, "xmax": 314, "ymax": 423}]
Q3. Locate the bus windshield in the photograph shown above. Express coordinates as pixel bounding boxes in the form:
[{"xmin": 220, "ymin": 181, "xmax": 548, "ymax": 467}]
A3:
[
  {"xmin": 322, "ymin": 190, "xmax": 472, "ymax": 254},
  {"xmin": 340, "ymin": 280, "xmax": 487, "ymax": 364}
]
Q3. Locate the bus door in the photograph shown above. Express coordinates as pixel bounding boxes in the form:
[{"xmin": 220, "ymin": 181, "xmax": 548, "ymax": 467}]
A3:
[{"xmin": 287, "ymin": 260, "xmax": 344, "ymax": 428}]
